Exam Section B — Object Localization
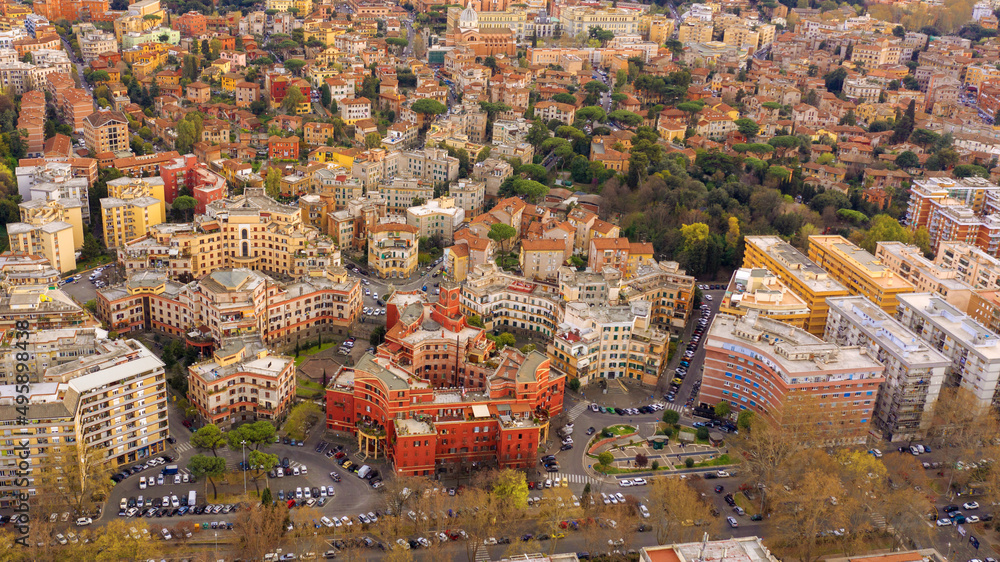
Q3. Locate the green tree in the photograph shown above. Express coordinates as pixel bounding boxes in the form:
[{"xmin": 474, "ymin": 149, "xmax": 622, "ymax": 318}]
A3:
[
  {"xmin": 282, "ymin": 402, "xmax": 322, "ymax": 441},
  {"xmin": 284, "ymin": 58, "xmax": 306, "ymax": 76},
  {"xmin": 188, "ymin": 454, "xmax": 227, "ymax": 499},
  {"xmin": 526, "ymin": 119, "xmax": 550, "ymax": 147},
  {"xmin": 552, "ymin": 92, "xmax": 576, "ymax": 105},
  {"xmin": 370, "ymin": 325, "xmax": 386, "ymax": 347},
  {"xmin": 226, "ymin": 420, "xmax": 277, "ymax": 451},
  {"xmin": 411, "ymin": 98, "xmax": 447, "ymax": 116},
  {"xmin": 662, "ymin": 410, "xmax": 680, "ymax": 425},
  {"xmin": 597, "ymin": 451, "xmax": 614, "ymax": 468},
  {"xmin": 265, "ymin": 167, "xmax": 282, "ymax": 198},
  {"xmin": 365, "ymin": 131, "xmax": 383, "ymax": 149},
  {"xmin": 696, "ymin": 427, "xmax": 710, "ymax": 440},
  {"xmin": 735, "ymin": 118, "xmax": 759, "ymax": 138},
  {"xmin": 513, "ymin": 179, "xmax": 549, "ymax": 202},
  {"xmin": 191, "ymin": 424, "xmax": 227, "ymax": 457},
  {"xmin": 171, "ymin": 195, "xmax": 197, "ymax": 221},
  {"xmin": 892, "ymin": 99, "xmax": 916, "ymax": 143},
  {"xmin": 89, "ymin": 70, "xmax": 110, "ymax": 83},
  {"xmin": 860, "ymin": 215, "xmax": 911, "ymax": 253},
  {"xmin": 823, "ymin": 67, "xmax": 848, "ymax": 93},
  {"xmin": 609, "ymin": 109, "xmax": 643, "ymax": 127},
  {"xmin": 321, "ymin": 83, "xmax": 331, "ymax": 108},
  {"xmin": 895, "ymin": 150, "xmax": 919, "ymax": 168},
  {"xmin": 489, "ymin": 469, "xmax": 528, "ymax": 510},
  {"xmin": 567, "ymin": 378, "xmax": 581, "ymax": 392},
  {"xmin": 281, "ymin": 85, "xmax": 306, "ymax": 113},
  {"xmin": 261, "ymin": 487, "xmax": 273, "ymax": 506},
  {"xmin": 715, "ymin": 402, "xmax": 732, "ymax": 418},
  {"xmin": 487, "ymin": 222, "xmax": 517, "ymax": 254},
  {"xmin": 737, "ymin": 410, "xmax": 755, "ymax": 432}
]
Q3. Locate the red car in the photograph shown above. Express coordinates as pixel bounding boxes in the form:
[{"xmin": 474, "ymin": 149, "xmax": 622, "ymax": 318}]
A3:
[{"xmin": 287, "ymin": 499, "xmax": 296, "ymax": 508}]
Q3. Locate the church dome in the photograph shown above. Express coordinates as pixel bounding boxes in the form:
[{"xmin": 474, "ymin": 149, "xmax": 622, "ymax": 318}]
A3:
[{"xmin": 459, "ymin": 4, "xmax": 479, "ymax": 29}]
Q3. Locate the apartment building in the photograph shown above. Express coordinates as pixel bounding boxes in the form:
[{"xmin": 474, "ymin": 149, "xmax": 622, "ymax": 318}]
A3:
[
  {"xmin": 100, "ymin": 177, "xmax": 166, "ymax": 249},
  {"xmin": 935, "ymin": 241, "xmax": 1000, "ymax": 290},
  {"xmin": 559, "ymin": 6, "xmax": 641, "ymax": 37},
  {"xmin": 325, "ymin": 289, "xmax": 562, "ymax": 476},
  {"xmin": 6, "ymin": 222, "xmax": 75, "ymax": 273},
  {"xmin": 808, "ymin": 235, "xmax": 915, "ymax": 316},
  {"xmin": 75, "ymin": 23, "xmax": 118, "ymax": 61},
  {"xmin": 460, "ymin": 263, "xmax": 563, "ymax": 338},
  {"xmin": 16, "ymin": 161, "xmax": 94, "ymax": 222},
  {"xmin": 588, "ymin": 237, "xmax": 655, "ymax": 279},
  {"xmin": 83, "ymin": 110, "xmax": 129, "ymax": 155},
  {"xmin": 548, "ymin": 299, "xmax": 669, "ymax": 386},
  {"xmin": 905, "ymin": 176, "xmax": 998, "ymax": 233},
  {"xmin": 0, "ymin": 284, "xmax": 97, "ymax": 332},
  {"xmin": 17, "ymin": 196, "xmax": 85, "ymax": 250},
  {"xmin": 117, "ymin": 188, "xmax": 339, "ymax": 280},
  {"xmin": 896, "ymin": 293, "xmax": 1000, "ymax": 410},
  {"xmin": 719, "ymin": 268, "xmax": 811, "ymax": 329},
  {"xmin": 825, "ymin": 296, "xmax": 947, "ymax": 442},
  {"xmin": 188, "ymin": 338, "xmax": 295, "ymax": 429},
  {"xmin": 340, "ymin": 97, "xmax": 372, "ymax": 125},
  {"xmin": 968, "ymin": 291, "xmax": 1000, "ymax": 336},
  {"xmin": 98, "ymin": 267, "xmax": 361, "ymax": 351},
  {"xmin": 700, "ymin": 311, "xmax": 885, "ymax": 445},
  {"xmin": 743, "ymin": 236, "xmax": 851, "ymax": 337},
  {"xmin": 405, "ymin": 197, "xmax": 465, "ymax": 244},
  {"xmin": 615, "ymin": 260, "xmax": 696, "ymax": 333},
  {"xmin": 874, "ymin": 241, "xmax": 974, "ymax": 310},
  {"xmin": 398, "ymin": 147, "xmax": 460, "ymax": 184},
  {"xmin": 520, "ymin": 239, "xmax": 567, "ymax": 282},
  {"xmin": 0, "ymin": 253, "xmax": 61, "ymax": 289},
  {"xmin": 448, "ymin": 179, "xmax": 485, "ymax": 219},
  {"xmin": 0, "ymin": 335, "xmax": 169, "ymax": 507},
  {"xmin": 368, "ymin": 222, "xmax": 419, "ymax": 279},
  {"xmin": 375, "ymin": 178, "xmax": 435, "ymax": 214},
  {"xmin": 534, "ymin": 101, "xmax": 576, "ymax": 125}
]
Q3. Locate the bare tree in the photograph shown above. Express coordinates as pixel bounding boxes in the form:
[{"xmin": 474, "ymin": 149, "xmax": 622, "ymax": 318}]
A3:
[
  {"xmin": 232, "ymin": 503, "xmax": 288, "ymax": 561},
  {"xmin": 647, "ymin": 476, "xmax": 715, "ymax": 544}
]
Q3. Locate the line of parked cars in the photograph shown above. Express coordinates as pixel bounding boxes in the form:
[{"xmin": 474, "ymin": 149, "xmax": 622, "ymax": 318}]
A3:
[
  {"xmin": 589, "ymin": 403, "xmax": 666, "ymax": 415},
  {"xmin": 111, "ymin": 455, "xmax": 177, "ymax": 484},
  {"xmin": 669, "ymin": 304, "xmax": 712, "ymax": 403}
]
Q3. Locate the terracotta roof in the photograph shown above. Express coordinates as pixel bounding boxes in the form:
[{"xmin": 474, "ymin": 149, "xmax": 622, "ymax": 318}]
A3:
[
  {"xmin": 521, "ymin": 238, "xmax": 565, "ymax": 252},
  {"xmin": 370, "ymin": 222, "xmax": 419, "ymax": 234}
]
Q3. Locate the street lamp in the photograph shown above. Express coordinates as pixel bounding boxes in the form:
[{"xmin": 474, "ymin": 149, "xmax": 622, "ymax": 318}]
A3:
[{"xmin": 241, "ymin": 440, "xmax": 248, "ymax": 496}]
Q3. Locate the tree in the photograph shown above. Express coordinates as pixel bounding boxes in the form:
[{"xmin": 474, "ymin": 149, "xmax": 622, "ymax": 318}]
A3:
[
  {"xmin": 895, "ymin": 150, "xmax": 919, "ymax": 168},
  {"xmin": 188, "ymin": 454, "xmax": 227, "ymax": 499},
  {"xmin": 265, "ymin": 167, "xmax": 282, "ymax": 198},
  {"xmin": 92, "ymin": 519, "xmax": 155, "ymax": 561},
  {"xmin": 233, "ymin": 503, "xmax": 288, "ymax": 562},
  {"xmin": 735, "ymin": 117, "xmax": 760, "ymax": 138},
  {"xmin": 247, "ymin": 450, "xmax": 280, "ymax": 492},
  {"xmin": 647, "ymin": 477, "xmax": 714, "ymax": 544},
  {"xmin": 386, "ymin": 36, "xmax": 409, "ymax": 50},
  {"xmin": 487, "ymin": 469, "xmax": 529, "ymax": 511},
  {"xmin": 261, "ymin": 487, "xmax": 273, "ymax": 506},
  {"xmin": 583, "ymin": 80, "xmax": 610, "ymax": 94},
  {"xmin": 892, "ymin": 25, "xmax": 906, "ymax": 37},
  {"xmin": 526, "ymin": 119, "xmax": 550, "ymax": 147},
  {"xmin": 364, "ymin": 131, "xmax": 383, "ymax": 149},
  {"xmin": 860, "ymin": 214, "xmax": 910, "ymax": 253},
  {"xmin": 411, "ymin": 98, "xmax": 447, "ymax": 117},
  {"xmin": 370, "ymin": 325, "xmax": 387, "ymax": 347},
  {"xmin": 281, "ymin": 85, "xmax": 306, "ymax": 113},
  {"xmin": 513, "ymin": 179, "xmax": 549, "ymax": 202},
  {"xmin": 487, "ymin": 223, "xmax": 517, "ymax": 254},
  {"xmin": 283, "ymin": 402, "xmax": 322, "ymax": 441},
  {"xmin": 823, "ymin": 67, "xmax": 848, "ymax": 93},
  {"xmin": 737, "ymin": 410, "xmax": 754, "ymax": 432},
  {"xmin": 321, "ymin": 83, "xmax": 331, "ymax": 108},
  {"xmin": 38, "ymin": 441, "xmax": 114, "ymax": 518},
  {"xmin": 634, "ymin": 453, "xmax": 648, "ymax": 468},
  {"xmin": 715, "ymin": 402, "xmax": 732, "ymax": 418},
  {"xmin": 171, "ymin": 195, "xmax": 197, "ymax": 221},
  {"xmin": 597, "ymin": 451, "xmax": 614, "ymax": 469},
  {"xmin": 609, "ymin": 109, "xmax": 643, "ymax": 127},
  {"xmin": 226, "ymin": 420, "xmax": 277, "ymax": 451},
  {"xmin": 191, "ymin": 424, "xmax": 226, "ymax": 457},
  {"xmin": 662, "ymin": 410, "xmax": 680, "ymax": 425},
  {"xmin": 552, "ymin": 92, "xmax": 576, "ymax": 105},
  {"xmin": 892, "ymin": 99, "xmax": 916, "ymax": 143},
  {"xmin": 89, "ymin": 70, "xmax": 110, "ymax": 83},
  {"xmin": 284, "ymin": 58, "xmax": 306, "ymax": 76},
  {"xmin": 909, "ymin": 128, "xmax": 940, "ymax": 148}
]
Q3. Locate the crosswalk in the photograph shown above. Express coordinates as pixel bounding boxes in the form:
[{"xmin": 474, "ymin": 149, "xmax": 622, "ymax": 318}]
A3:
[
  {"xmin": 560, "ymin": 473, "xmax": 602, "ymax": 485},
  {"xmin": 662, "ymin": 402, "xmax": 684, "ymax": 412},
  {"xmin": 566, "ymin": 401, "xmax": 591, "ymax": 420},
  {"xmin": 475, "ymin": 547, "xmax": 491, "ymax": 562},
  {"xmin": 174, "ymin": 442, "xmax": 193, "ymax": 454}
]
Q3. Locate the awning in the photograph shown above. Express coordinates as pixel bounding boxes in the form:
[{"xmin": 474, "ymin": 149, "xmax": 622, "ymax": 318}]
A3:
[{"xmin": 471, "ymin": 404, "xmax": 490, "ymax": 418}]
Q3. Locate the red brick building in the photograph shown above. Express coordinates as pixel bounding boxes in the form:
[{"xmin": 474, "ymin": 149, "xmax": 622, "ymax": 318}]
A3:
[
  {"xmin": 326, "ymin": 285, "xmax": 565, "ymax": 476},
  {"xmin": 174, "ymin": 11, "xmax": 207, "ymax": 37},
  {"xmin": 268, "ymin": 136, "xmax": 299, "ymax": 160},
  {"xmin": 160, "ymin": 154, "xmax": 228, "ymax": 212}
]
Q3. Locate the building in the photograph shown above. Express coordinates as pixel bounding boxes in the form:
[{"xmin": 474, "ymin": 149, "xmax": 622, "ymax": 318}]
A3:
[
  {"xmin": 83, "ymin": 109, "xmax": 129, "ymax": 156},
  {"xmin": 187, "ymin": 337, "xmax": 295, "ymax": 429},
  {"xmin": 874, "ymin": 241, "xmax": 974, "ymax": 311},
  {"xmin": 460, "ymin": 263, "xmax": 563, "ymax": 339},
  {"xmin": 616, "ymin": 261, "xmax": 696, "ymax": 333},
  {"xmin": 534, "ymin": 101, "xmax": 576, "ymax": 125},
  {"xmin": 549, "ymin": 299, "xmax": 669, "ymax": 386},
  {"xmin": 808, "ymin": 235, "xmax": 915, "ymax": 315},
  {"xmin": 97, "ymin": 267, "xmax": 361, "ymax": 352},
  {"xmin": 268, "ymin": 136, "xmax": 300, "ymax": 160},
  {"xmin": 16, "ymin": 196, "xmax": 85, "ymax": 250},
  {"xmin": 117, "ymin": 188, "xmax": 339, "ymax": 281},
  {"xmin": 641, "ymin": 538, "xmax": 781, "ymax": 562},
  {"xmin": 368, "ymin": 222, "xmax": 419, "ymax": 279},
  {"xmin": 15, "ymin": 160, "xmax": 94, "ymax": 222},
  {"xmin": 719, "ymin": 268, "xmax": 811, "ymax": 329},
  {"xmin": 340, "ymin": 97, "xmax": 372, "ymax": 125},
  {"xmin": 559, "ymin": 5, "xmax": 641, "ymax": 37},
  {"xmin": 159, "ymin": 154, "xmax": 227, "ymax": 213},
  {"xmin": 0, "ymin": 333, "xmax": 168, "ymax": 507},
  {"xmin": 825, "ymin": 296, "xmax": 947, "ymax": 442},
  {"xmin": 896, "ymin": 293, "xmax": 1000, "ymax": 410},
  {"xmin": 448, "ymin": 178, "xmax": 485, "ymax": 219},
  {"xmin": 588, "ymin": 237, "xmax": 655, "ymax": 279},
  {"xmin": 0, "ymin": 252, "xmax": 60, "ymax": 288},
  {"xmin": 904, "ymin": 177, "xmax": 1000, "ymax": 253},
  {"xmin": 405, "ymin": 197, "xmax": 465, "ymax": 244},
  {"xmin": 520, "ymin": 239, "xmax": 566, "ymax": 282},
  {"xmin": 0, "ymin": 284, "xmax": 97, "ymax": 332},
  {"xmin": 101, "ymin": 177, "xmax": 166, "ymax": 249},
  {"xmin": 325, "ymin": 285, "xmax": 563, "ymax": 475},
  {"xmin": 743, "ymin": 236, "xmax": 852, "ymax": 336},
  {"xmin": 700, "ymin": 311, "xmax": 885, "ymax": 445},
  {"xmin": 935, "ymin": 241, "xmax": 1000, "ymax": 290}
]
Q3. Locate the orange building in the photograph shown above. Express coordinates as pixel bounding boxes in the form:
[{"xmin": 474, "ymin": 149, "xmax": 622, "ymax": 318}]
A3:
[{"xmin": 268, "ymin": 136, "xmax": 300, "ymax": 160}]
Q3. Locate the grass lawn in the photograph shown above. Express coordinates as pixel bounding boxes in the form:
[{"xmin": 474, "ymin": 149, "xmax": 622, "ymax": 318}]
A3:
[
  {"xmin": 296, "ymin": 376, "xmax": 325, "ymax": 398},
  {"xmin": 673, "ymin": 454, "xmax": 734, "ymax": 470},
  {"xmin": 293, "ymin": 341, "xmax": 339, "ymax": 366},
  {"xmin": 602, "ymin": 424, "xmax": 637, "ymax": 436},
  {"xmin": 678, "ymin": 427, "xmax": 711, "ymax": 445}
]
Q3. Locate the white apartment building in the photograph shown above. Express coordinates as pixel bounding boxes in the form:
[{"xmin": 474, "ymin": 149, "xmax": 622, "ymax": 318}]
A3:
[
  {"xmin": 406, "ymin": 196, "xmax": 465, "ymax": 244},
  {"xmin": 935, "ymin": 241, "xmax": 1000, "ymax": 290},
  {"xmin": 896, "ymin": 293, "xmax": 1000, "ymax": 410},
  {"xmin": 825, "ymin": 296, "xmax": 947, "ymax": 442},
  {"xmin": 460, "ymin": 263, "xmax": 564, "ymax": 338}
]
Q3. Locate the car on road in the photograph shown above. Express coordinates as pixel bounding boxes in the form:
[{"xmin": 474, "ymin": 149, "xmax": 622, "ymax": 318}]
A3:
[
  {"xmin": 727, "ymin": 517, "xmax": 739, "ymax": 528},
  {"xmin": 964, "ymin": 502, "xmax": 980, "ymax": 510},
  {"xmin": 936, "ymin": 518, "xmax": 953, "ymax": 526}
]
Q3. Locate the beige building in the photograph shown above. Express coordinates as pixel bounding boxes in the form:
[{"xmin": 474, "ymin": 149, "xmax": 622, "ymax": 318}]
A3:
[
  {"xmin": 368, "ymin": 223, "xmax": 419, "ymax": 279},
  {"xmin": 935, "ymin": 241, "xmax": 1000, "ymax": 290},
  {"xmin": 559, "ymin": 6, "xmax": 641, "ymax": 37},
  {"xmin": 520, "ymin": 238, "xmax": 567, "ymax": 282},
  {"xmin": 406, "ymin": 197, "xmax": 465, "ymax": 244},
  {"xmin": 0, "ymin": 332, "xmax": 169, "ymax": 506},
  {"xmin": 808, "ymin": 235, "xmax": 916, "ymax": 316},
  {"xmin": 875, "ymin": 241, "xmax": 975, "ymax": 311},
  {"xmin": 101, "ymin": 177, "xmax": 167, "ymax": 249},
  {"xmin": 448, "ymin": 178, "xmax": 485, "ymax": 219},
  {"xmin": 16, "ymin": 197, "xmax": 85, "ymax": 250},
  {"xmin": 83, "ymin": 109, "xmax": 129, "ymax": 156},
  {"xmin": 719, "ymin": 267, "xmax": 811, "ymax": 329},
  {"xmin": 460, "ymin": 263, "xmax": 564, "ymax": 338},
  {"xmin": 6, "ymin": 196, "xmax": 83, "ymax": 273},
  {"xmin": 188, "ymin": 337, "xmax": 296, "ymax": 429}
]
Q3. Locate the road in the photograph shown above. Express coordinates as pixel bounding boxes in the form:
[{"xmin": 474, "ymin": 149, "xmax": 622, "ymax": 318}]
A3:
[{"xmin": 655, "ymin": 287, "xmax": 726, "ymax": 411}]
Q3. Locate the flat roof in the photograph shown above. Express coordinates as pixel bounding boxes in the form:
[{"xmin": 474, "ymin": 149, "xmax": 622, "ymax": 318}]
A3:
[
  {"xmin": 745, "ymin": 236, "xmax": 848, "ymax": 295},
  {"xmin": 897, "ymin": 293, "xmax": 1000, "ymax": 358},
  {"xmin": 826, "ymin": 296, "xmax": 949, "ymax": 367}
]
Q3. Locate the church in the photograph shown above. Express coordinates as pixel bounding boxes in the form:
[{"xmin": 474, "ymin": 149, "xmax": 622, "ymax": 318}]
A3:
[{"xmin": 446, "ymin": 5, "xmax": 517, "ymax": 60}]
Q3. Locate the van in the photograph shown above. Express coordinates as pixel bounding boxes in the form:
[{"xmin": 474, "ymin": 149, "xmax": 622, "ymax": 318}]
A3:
[
  {"xmin": 188, "ymin": 491, "xmax": 196, "ymax": 507},
  {"xmin": 357, "ymin": 465, "xmax": 371, "ymax": 479}
]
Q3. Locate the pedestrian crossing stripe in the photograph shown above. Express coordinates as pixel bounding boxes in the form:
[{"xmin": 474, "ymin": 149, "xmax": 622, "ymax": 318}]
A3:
[
  {"xmin": 174, "ymin": 442, "xmax": 193, "ymax": 454},
  {"xmin": 475, "ymin": 548, "xmax": 491, "ymax": 562},
  {"xmin": 566, "ymin": 402, "xmax": 590, "ymax": 420},
  {"xmin": 560, "ymin": 473, "xmax": 601, "ymax": 485}
]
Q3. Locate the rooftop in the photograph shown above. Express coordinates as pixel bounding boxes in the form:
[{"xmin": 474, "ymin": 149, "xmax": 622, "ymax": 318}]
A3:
[
  {"xmin": 898, "ymin": 293, "xmax": 1000, "ymax": 356},
  {"xmin": 745, "ymin": 236, "xmax": 849, "ymax": 294},
  {"xmin": 723, "ymin": 267, "xmax": 810, "ymax": 314},
  {"xmin": 826, "ymin": 296, "xmax": 949, "ymax": 367}
]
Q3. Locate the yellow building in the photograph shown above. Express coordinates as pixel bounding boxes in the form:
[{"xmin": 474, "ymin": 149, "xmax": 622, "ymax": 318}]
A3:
[
  {"xmin": 645, "ymin": 14, "xmax": 676, "ymax": 44},
  {"xmin": 17, "ymin": 198, "xmax": 85, "ymax": 250},
  {"xmin": 6, "ymin": 221, "xmax": 77, "ymax": 273},
  {"xmin": 677, "ymin": 21, "xmax": 713, "ymax": 43},
  {"xmin": 101, "ymin": 177, "xmax": 167, "ymax": 248},
  {"xmin": 743, "ymin": 236, "xmax": 851, "ymax": 337},
  {"xmin": 265, "ymin": 0, "xmax": 312, "ymax": 15},
  {"xmin": 83, "ymin": 110, "xmax": 129, "ymax": 155},
  {"xmin": 807, "ymin": 235, "xmax": 916, "ymax": 315},
  {"xmin": 719, "ymin": 267, "xmax": 811, "ymax": 329},
  {"xmin": 368, "ymin": 222, "xmax": 419, "ymax": 279}
]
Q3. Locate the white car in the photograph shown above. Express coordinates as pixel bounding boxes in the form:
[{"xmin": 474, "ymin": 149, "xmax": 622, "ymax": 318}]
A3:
[
  {"xmin": 967, "ymin": 515, "xmax": 981, "ymax": 524},
  {"xmin": 936, "ymin": 518, "xmax": 953, "ymax": 526},
  {"xmin": 320, "ymin": 516, "xmax": 335, "ymax": 528},
  {"xmin": 161, "ymin": 528, "xmax": 172, "ymax": 540},
  {"xmin": 632, "ymin": 478, "xmax": 647, "ymax": 486},
  {"xmin": 964, "ymin": 502, "xmax": 980, "ymax": 510},
  {"xmin": 139, "ymin": 477, "xmax": 147, "ymax": 490},
  {"xmin": 75, "ymin": 517, "xmax": 93, "ymax": 526},
  {"xmin": 619, "ymin": 479, "xmax": 632, "ymax": 487},
  {"xmin": 300, "ymin": 465, "xmax": 308, "ymax": 475},
  {"xmin": 615, "ymin": 493, "xmax": 625, "ymax": 502}
]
